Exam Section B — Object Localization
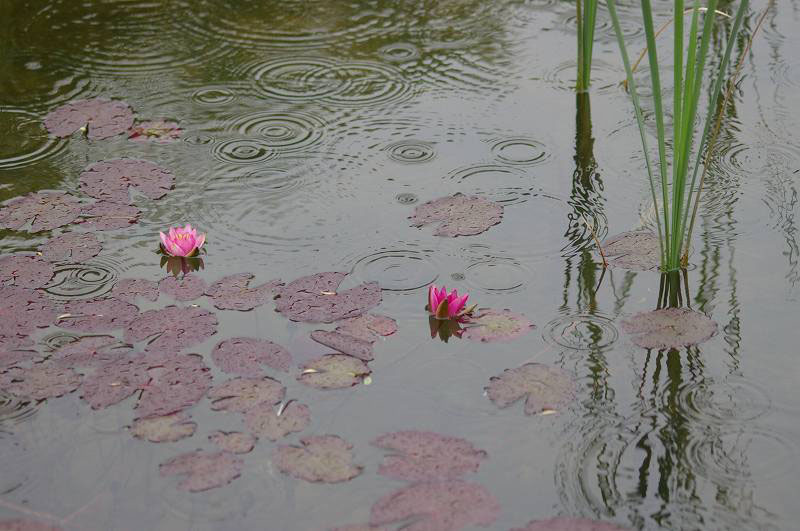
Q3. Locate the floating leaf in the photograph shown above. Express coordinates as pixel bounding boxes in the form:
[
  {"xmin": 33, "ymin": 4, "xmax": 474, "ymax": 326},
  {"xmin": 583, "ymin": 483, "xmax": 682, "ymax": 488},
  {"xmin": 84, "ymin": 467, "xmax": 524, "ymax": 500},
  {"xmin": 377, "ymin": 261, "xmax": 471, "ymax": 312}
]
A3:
[
  {"xmin": 369, "ymin": 481, "xmax": 500, "ymax": 531},
  {"xmin": 79, "ymin": 159, "xmax": 174, "ymax": 204},
  {"xmin": 335, "ymin": 314, "xmax": 398, "ymax": 342},
  {"xmin": 205, "ymin": 273, "xmax": 282, "ymax": 311},
  {"xmin": 0, "ymin": 364, "xmax": 81, "ymax": 400},
  {"xmin": 38, "ymin": 233, "xmax": 102, "ymax": 263},
  {"xmin": 111, "ymin": 278, "xmax": 159, "ymax": 304},
  {"xmin": 211, "ymin": 337, "xmax": 291, "ymax": 375},
  {"xmin": 0, "ymin": 192, "xmax": 82, "ymax": 233},
  {"xmin": 128, "ymin": 121, "xmax": 182, "ymax": 143},
  {"xmin": 245, "ymin": 401, "xmax": 310, "ymax": 441},
  {"xmin": 311, "ymin": 330, "xmax": 373, "ymax": 361},
  {"xmin": 78, "ymin": 201, "xmax": 140, "ymax": 230},
  {"xmin": 274, "ymin": 434, "xmax": 362, "ymax": 483},
  {"xmin": 131, "ymin": 412, "xmax": 197, "ymax": 443},
  {"xmin": 373, "ymin": 431, "xmax": 487, "ymax": 481},
  {"xmin": 0, "ymin": 519, "xmax": 63, "ymax": 531},
  {"xmin": 159, "ymin": 274, "xmax": 207, "ymax": 301},
  {"xmin": 56, "ymin": 298, "xmax": 139, "ymax": 332},
  {"xmin": 461, "ymin": 309, "xmax": 534, "ymax": 343},
  {"xmin": 274, "ymin": 272, "xmax": 381, "ymax": 323},
  {"xmin": 209, "ymin": 431, "xmax": 256, "ymax": 454},
  {"xmin": 511, "ymin": 517, "xmax": 630, "ymax": 531},
  {"xmin": 49, "ymin": 335, "xmax": 132, "ymax": 368},
  {"xmin": 43, "ymin": 98, "xmax": 134, "ymax": 140},
  {"xmin": 620, "ymin": 308, "xmax": 718, "ymax": 349},
  {"xmin": 124, "ymin": 306, "xmax": 217, "ymax": 352},
  {"xmin": 159, "ymin": 450, "xmax": 243, "ymax": 492},
  {"xmin": 80, "ymin": 351, "xmax": 211, "ymax": 419},
  {"xmin": 486, "ymin": 363, "xmax": 575, "ymax": 415},
  {"xmin": 297, "ymin": 354, "xmax": 371, "ymax": 390},
  {"xmin": 0, "ymin": 287, "xmax": 55, "ymax": 338},
  {"xmin": 1, "ymin": 349, "xmax": 38, "ymax": 370},
  {"xmin": 0, "ymin": 255, "xmax": 54, "ymax": 289},
  {"xmin": 208, "ymin": 377, "xmax": 285, "ymax": 413},
  {"xmin": 329, "ymin": 526, "xmax": 389, "ymax": 531},
  {"xmin": 409, "ymin": 194, "xmax": 503, "ymax": 237},
  {"xmin": 602, "ymin": 231, "xmax": 660, "ymax": 271}
]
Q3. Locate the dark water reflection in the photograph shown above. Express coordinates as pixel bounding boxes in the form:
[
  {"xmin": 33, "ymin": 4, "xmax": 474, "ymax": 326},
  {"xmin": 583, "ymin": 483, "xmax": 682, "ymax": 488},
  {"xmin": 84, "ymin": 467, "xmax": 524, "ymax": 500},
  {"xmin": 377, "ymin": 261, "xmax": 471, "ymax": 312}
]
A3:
[{"xmin": 2, "ymin": 0, "xmax": 800, "ymax": 529}]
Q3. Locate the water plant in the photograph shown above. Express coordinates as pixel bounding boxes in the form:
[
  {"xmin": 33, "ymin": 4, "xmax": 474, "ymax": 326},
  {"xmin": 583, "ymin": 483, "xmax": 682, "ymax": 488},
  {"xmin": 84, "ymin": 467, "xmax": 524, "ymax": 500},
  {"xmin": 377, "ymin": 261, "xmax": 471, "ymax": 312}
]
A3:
[
  {"xmin": 605, "ymin": 0, "xmax": 749, "ymax": 271},
  {"xmin": 159, "ymin": 223, "xmax": 206, "ymax": 257},
  {"xmin": 576, "ymin": 0, "xmax": 598, "ymax": 91},
  {"xmin": 427, "ymin": 284, "xmax": 473, "ymax": 319}
]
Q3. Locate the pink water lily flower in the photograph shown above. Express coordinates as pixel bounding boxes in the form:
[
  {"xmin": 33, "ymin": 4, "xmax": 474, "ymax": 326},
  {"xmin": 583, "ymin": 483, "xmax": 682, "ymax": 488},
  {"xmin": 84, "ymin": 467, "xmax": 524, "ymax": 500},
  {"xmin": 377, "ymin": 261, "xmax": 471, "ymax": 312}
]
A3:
[
  {"xmin": 427, "ymin": 284, "xmax": 470, "ymax": 320},
  {"xmin": 159, "ymin": 224, "xmax": 205, "ymax": 257}
]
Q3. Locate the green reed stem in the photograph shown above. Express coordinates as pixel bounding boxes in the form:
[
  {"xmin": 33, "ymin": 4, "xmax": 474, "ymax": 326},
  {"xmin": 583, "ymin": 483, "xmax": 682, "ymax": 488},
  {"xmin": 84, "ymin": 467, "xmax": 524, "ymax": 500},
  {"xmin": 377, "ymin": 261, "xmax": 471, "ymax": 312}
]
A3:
[{"xmin": 577, "ymin": 0, "xmax": 599, "ymax": 91}]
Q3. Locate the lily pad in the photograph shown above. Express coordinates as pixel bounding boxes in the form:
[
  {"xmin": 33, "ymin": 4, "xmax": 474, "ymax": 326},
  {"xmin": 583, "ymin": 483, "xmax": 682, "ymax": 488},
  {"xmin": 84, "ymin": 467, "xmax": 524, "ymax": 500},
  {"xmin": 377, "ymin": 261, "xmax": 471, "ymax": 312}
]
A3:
[
  {"xmin": 78, "ymin": 201, "xmax": 140, "ymax": 230},
  {"xmin": 409, "ymin": 194, "xmax": 503, "ymax": 237},
  {"xmin": 620, "ymin": 307, "xmax": 718, "ymax": 349},
  {"xmin": 209, "ymin": 431, "xmax": 256, "ymax": 454},
  {"xmin": 159, "ymin": 450, "xmax": 243, "ymax": 492},
  {"xmin": 311, "ymin": 330, "xmax": 374, "ymax": 361},
  {"xmin": 79, "ymin": 159, "xmax": 174, "ymax": 204},
  {"xmin": 0, "ymin": 520, "xmax": 63, "ymax": 531},
  {"xmin": 274, "ymin": 434, "xmax": 362, "ymax": 483},
  {"xmin": 112, "ymin": 278, "xmax": 159, "ymax": 304},
  {"xmin": 0, "ymin": 255, "xmax": 54, "ymax": 289},
  {"xmin": 159, "ymin": 274, "xmax": 207, "ymax": 301},
  {"xmin": 56, "ymin": 298, "xmax": 139, "ymax": 332},
  {"xmin": 297, "ymin": 354, "xmax": 371, "ymax": 390},
  {"xmin": 124, "ymin": 306, "xmax": 217, "ymax": 352},
  {"xmin": 80, "ymin": 351, "xmax": 212, "ymax": 419},
  {"xmin": 0, "ymin": 192, "xmax": 82, "ymax": 233},
  {"xmin": 485, "ymin": 363, "xmax": 575, "ymax": 415},
  {"xmin": 274, "ymin": 272, "xmax": 381, "ymax": 323},
  {"xmin": 369, "ymin": 480, "xmax": 500, "ymax": 531},
  {"xmin": 329, "ymin": 526, "xmax": 389, "ymax": 531},
  {"xmin": 38, "ymin": 232, "xmax": 102, "ymax": 263},
  {"xmin": 0, "ymin": 364, "xmax": 81, "ymax": 400},
  {"xmin": 245, "ymin": 400, "xmax": 310, "ymax": 441},
  {"xmin": 373, "ymin": 431, "xmax": 487, "ymax": 481},
  {"xmin": 0, "ymin": 287, "xmax": 55, "ymax": 338},
  {"xmin": 205, "ymin": 273, "xmax": 282, "ymax": 311},
  {"xmin": 511, "ymin": 517, "xmax": 630, "ymax": 531},
  {"xmin": 1, "ymin": 349, "xmax": 38, "ymax": 370},
  {"xmin": 43, "ymin": 98, "xmax": 134, "ymax": 140},
  {"xmin": 208, "ymin": 377, "xmax": 285, "ymax": 413},
  {"xmin": 602, "ymin": 231, "xmax": 660, "ymax": 271},
  {"xmin": 131, "ymin": 412, "xmax": 197, "ymax": 443},
  {"xmin": 128, "ymin": 121, "xmax": 182, "ymax": 143},
  {"xmin": 211, "ymin": 337, "xmax": 291, "ymax": 375},
  {"xmin": 49, "ymin": 335, "xmax": 132, "ymax": 368},
  {"xmin": 335, "ymin": 314, "xmax": 398, "ymax": 342},
  {"xmin": 461, "ymin": 309, "xmax": 534, "ymax": 343}
]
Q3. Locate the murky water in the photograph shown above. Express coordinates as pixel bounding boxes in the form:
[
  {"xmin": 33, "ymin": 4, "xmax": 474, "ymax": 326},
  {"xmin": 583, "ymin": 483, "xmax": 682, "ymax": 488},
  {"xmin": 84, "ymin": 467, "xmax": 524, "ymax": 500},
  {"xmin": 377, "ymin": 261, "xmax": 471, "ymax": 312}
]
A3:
[{"xmin": 1, "ymin": 0, "xmax": 799, "ymax": 529}]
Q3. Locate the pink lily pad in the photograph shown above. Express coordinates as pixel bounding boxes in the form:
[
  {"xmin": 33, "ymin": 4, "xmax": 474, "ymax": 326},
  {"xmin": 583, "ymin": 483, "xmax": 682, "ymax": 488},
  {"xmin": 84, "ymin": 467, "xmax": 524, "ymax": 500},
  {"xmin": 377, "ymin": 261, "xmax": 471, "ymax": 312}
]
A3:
[
  {"xmin": 0, "ymin": 255, "xmax": 54, "ymax": 289},
  {"xmin": 486, "ymin": 363, "xmax": 575, "ymax": 415},
  {"xmin": 620, "ymin": 307, "xmax": 718, "ymax": 349},
  {"xmin": 43, "ymin": 98, "xmax": 134, "ymax": 140},
  {"xmin": 245, "ymin": 400, "xmax": 310, "ymax": 441},
  {"xmin": 130, "ymin": 412, "xmax": 197, "ymax": 443},
  {"xmin": 0, "ymin": 335, "xmax": 34, "ymax": 351},
  {"xmin": 56, "ymin": 298, "xmax": 139, "ymax": 332},
  {"xmin": 212, "ymin": 337, "xmax": 291, "ymax": 376},
  {"xmin": 0, "ymin": 192, "xmax": 82, "ymax": 233},
  {"xmin": 335, "ymin": 314, "xmax": 398, "ymax": 342},
  {"xmin": 124, "ymin": 306, "xmax": 217, "ymax": 352},
  {"xmin": 79, "ymin": 159, "xmax": 174, "ymax": 205},
  {"xmin": 208, "ymin": 431, "xmax": 256, "ymax": 454},
  {"xmin": 511, "ymin": 517, "xmax": 630, "ymax": 531},
  {"xmin": 111, "ymin": 278, "xmax": 159, "ymax": 304},
  {"xmin": 80, "ymin": 351, "xmax": 211, "ymax": 419},
  {"xmin": 311, "ymin": 330, "xmax": 374, "ymax": 361},
  {"xmin": 159, "ymin": 450, "xmax": 243, "ymax": 492},
  {"xmin": 205, "ymin": 273, "xmax": 282, "ymax": 311},
  {"xmin": 49, "ymin": 335, "xmax": 132, "ymax": 368},
  {"xmin": 0, "ymin": 520, "xmax": 63, "ymax": 531},
  {"xmin": 158, "ymin": 274, "xmax": 207, "ymax": 301},
  {"xmin": 208, "ymin": 377, "xmax": 285, "ymax": 413},
  {"xmin": 0, "ymin": 287, "xmax": 55, "ymax": 338},
  {"xmin": 128, "ymin": 121, "xmax": 182, "ymax": 143},
  {"xmin": 369, "ymin": 480, "xmax": 500, "ymax": 531},
  {"xmin": 1, "ymin": 349, "xmax": 38, "ymax": 370},
  {"xmin": 0, "ymin": 364, "xmax": 81, "ymax": 400},
  {"xmin": 409, "ymin": 194, "xmax": 504, "ymax": 237},
  {"xmin": 38, "ymin": 232, "xmax": 102, "ymax": 263},
  {"xmin": 602, "ymin": 231, "xmax": 661, "ymax": 271},
  {"xmin": 274, "ymin": 272, "xmax": 381, "ymax": 323},
  {"xmin": 274, "ymin": 434, "xmax": 362, "ymax": 483},
  {"xmin": 78, "ymin": 201, "xmax": 140, "ymax": 230},
  {"xmin": 461, "ymin": 309, "xmax": 535, "ymax": 343},
  {"xmin": 373, "ymin": 430, "xmax": 487, "ymax": 481},
  {"xmin": 297, "ymin": 354, "xmax": 371, "ymax": 390}
]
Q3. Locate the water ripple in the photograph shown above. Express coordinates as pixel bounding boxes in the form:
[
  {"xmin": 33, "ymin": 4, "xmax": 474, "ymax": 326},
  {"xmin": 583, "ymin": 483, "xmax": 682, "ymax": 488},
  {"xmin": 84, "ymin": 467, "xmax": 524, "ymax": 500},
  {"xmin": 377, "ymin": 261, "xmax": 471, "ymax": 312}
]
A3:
[
  {"xmin": 487, "ymin": 137, "xmax": 550, "ymax": 166},
  {"xmin": 42, "ymin": 257, "xmax": 124, "ymax": 301},
  {"xmin": 210, "ymin": 138, "xmax": 277, "ymax": 165},
  {"xmin": 225, "ymin": 110, "xmax": 326, "ymax": 152},
  {"xmin": 343, "ymin": 242, "xmax": 441, "ymax": 292},
  {"xmin": 0, "ymin": 108, "xmax": 67, "ymax": 170},
  {"xmin": 445, "ymin": 163, "xmax": 533, "ymax": 205},
  {"xmin": 385, "ymin": 140, "xmax": 436, "ymax": 163},
  {"xmin": 543, "ymin": 313, "xmax": 619, "ymax": 350}
]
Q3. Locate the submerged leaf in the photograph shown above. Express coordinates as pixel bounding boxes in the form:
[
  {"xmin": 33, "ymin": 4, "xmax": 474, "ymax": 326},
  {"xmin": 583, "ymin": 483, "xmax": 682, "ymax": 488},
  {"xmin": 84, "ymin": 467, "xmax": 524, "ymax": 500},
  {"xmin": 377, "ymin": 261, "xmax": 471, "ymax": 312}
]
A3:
[
  {"xmin": 124, "ymin": 306, "xmax": 217, "ymax": 352},
  {"xmin": 111, "ymin": 278, "xmax": 159, "ymax": 304},
  {"xmin": 620, "ymin": 307, "xmax": 717, "ymax": 349},
  {"xmin": 245, "ymin": 401, "xmax": 310, "ymax": 441},
  {"xmin": 43, "ymin": 98, "xmax": 134, "ymax": 140},
  {"xmin": 0, "ymin": 192, "xmax": 82, "ymax": 233},
  {"xmin": 511, "ymin": 517, "xmax": 630, "ymax": 531},
  {"xmin": 274, "ymin": 434, "xmax": 362, "ymax": 483},
  {"xmin": 158, "ymin": 274, "xmax": 207, "ymax": 301},
  {"xmin": 485, "ymin": 363, "xmax": 575, "ymax": 415},
  {"xmin": 461, "ymin": 309, "xmax": 534, "ymax": 343},
  {"xmin": 409, "ymin": 194, "xmax": 503, "ymax": 237},
  {"xmin": 208, "ymin": 377, "xmax": 285, "ymax": 413},
  {"xmin": 159, "ymin": 450, "xmax": 243, "ymax": 492},
  {"xmin": 373, "ymin": 430, "xmax": 487, "ymax": 481},
  {"xmin": 211, "ymin": 337, "xmax": 291, "ymax": 375},
  {"xmin": 274, "ymin": 272, "xmax": 381, "ymax": 323},
  {"xmin": 297, "ymin": 354, "xmax": 371, "ymax": 390},
  {"xmin": 602, "ymin": 231, "xmax": 661, "ymax": 271},
  {"xmin": 0, "ymin": 255, "xmax": 54, "ymax": 289},
  {"xmin": 208, "ymin": 431, "xmax": 256, "ymax": 454},
  {"xmin": 38, "ymin": 233, "xmax": 102, "ymax": 263},
  {"xmin": 131, "ymin": 412, "xmax": 197, "ymax": 443},
  {"xmin": 128, "ymin": 121, "xmax": 182, "ymax": 143},
  {"xmin": 311, "ymin": 330, "xmax": 374, "ymax": 361},
  {"xmin": 79, "ymin": 159, "xmax": 174, "ymax": 205},
  {"xmin": 56, "ymin": 298, "xmax": 139, "ymax": 332},
  {"xmin": 335, "ymin": 314, "xmax": 398, "ymax": 342},
  {"xmin": 205, "ymin": 273, "xmax": 282, "ymax": 311},
  {"xmin": 0, "ymin": 364, "xmax": 81, "ymax": 400}
]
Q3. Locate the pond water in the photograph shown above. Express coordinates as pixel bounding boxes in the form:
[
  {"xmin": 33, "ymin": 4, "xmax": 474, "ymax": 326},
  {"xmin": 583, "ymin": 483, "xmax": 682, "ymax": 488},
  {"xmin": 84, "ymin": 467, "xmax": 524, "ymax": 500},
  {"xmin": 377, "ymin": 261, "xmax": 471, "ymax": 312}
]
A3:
[{"xmin": 1, "ymin": 0, "xmax": 799, "ymax": 529}]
